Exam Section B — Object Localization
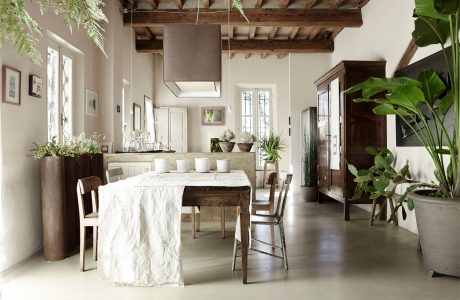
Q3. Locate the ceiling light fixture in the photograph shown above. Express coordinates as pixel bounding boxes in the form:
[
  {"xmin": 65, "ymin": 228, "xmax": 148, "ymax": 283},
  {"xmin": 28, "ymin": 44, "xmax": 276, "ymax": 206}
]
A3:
[{"xmin": 163, "ymin": 24, "xmax": 222, "ymax": 98}]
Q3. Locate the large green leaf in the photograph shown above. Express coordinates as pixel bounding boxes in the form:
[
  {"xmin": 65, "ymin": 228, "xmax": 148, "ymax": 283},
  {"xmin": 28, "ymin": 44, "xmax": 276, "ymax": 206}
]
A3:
[
  {"xmin": 439, "ymin": 90, "xmax": 453, "ymax": 113},
  {"xmin": 434, "ymin": 0, "xmax": 459, "ymax": 14},
  {"xmin": 413, "ymin": 16, "xmax": 450, "ymax": 47},
  {"xmin": 417, "ymin": 69, "xmax": 446, "ymax": 105},
  {"xmin": 415, "ymin": 0, "xmax": 449, "ymax": 20},
  {"xmin": 348, "ymin": 164, "xmax": 358, "ymax": 176},
  {"xmin": 387, "ymin": 85, "xmax": 425, "ymax": 109},
  {"xmin": 373, "ymin": 104, "xmax": 398, "ymax": 115},
  {"xmin": 375, "ymin": 155, "xmax": 391, "ymax": 169},
  {"xmin": 345, "ymin": 77, "xmax": 421, "ymax": 98},
  {"xmin": 373, "ymin": 177, "xmax": 390, "ymax": 192}
]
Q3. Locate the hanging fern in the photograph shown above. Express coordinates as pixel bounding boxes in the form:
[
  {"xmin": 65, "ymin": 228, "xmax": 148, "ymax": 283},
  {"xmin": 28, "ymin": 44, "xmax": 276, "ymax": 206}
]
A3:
[{"xmin": 0, "ymin": 0, "xmax": 107, "ymax": 65}]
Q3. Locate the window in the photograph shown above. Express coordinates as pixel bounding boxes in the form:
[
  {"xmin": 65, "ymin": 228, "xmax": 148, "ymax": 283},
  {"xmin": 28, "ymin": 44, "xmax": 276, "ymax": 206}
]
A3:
[
  {"xmin": 47, "ymin": 45, "xmax": 73, "ymax": 143},
  {"xmin": 240, "ymin": 88, "xmax": 272, "ymax": 168}
]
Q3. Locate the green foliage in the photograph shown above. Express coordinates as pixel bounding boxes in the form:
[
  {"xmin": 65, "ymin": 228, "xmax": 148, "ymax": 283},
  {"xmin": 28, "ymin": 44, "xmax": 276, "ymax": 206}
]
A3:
[
  {"xmin": 344, "ymin": 0, "xmax": 460, "ymax": 198},
  {"xmin": 347, "ymin": 147, "xmax": 437, "ymax": 223},
  {"xmin": 210, "ymin": 138, "xmax": 222, "ymax": 152},
  {"xmin": 0, "ymin": 0, "xmax": 107, "ymax": 64},
  {"xmin": 29, "ymin": 132, "xmax": 104, "ymax": 159},
  {"xmin": 240, "ymin": 132, "xmax": 256, "ymax": 143},
  {"xmin": 259, "ymin": 132, "xmax": 285, "ymax": 162}
]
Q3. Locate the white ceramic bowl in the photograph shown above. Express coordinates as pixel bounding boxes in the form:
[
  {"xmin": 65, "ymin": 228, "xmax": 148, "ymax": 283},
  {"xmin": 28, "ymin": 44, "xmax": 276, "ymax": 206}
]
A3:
[
  {"xmin": 176, "ymin": 159, "xmax": 189, "ymax": 173},
  {"xmin": 195, "ymin": 158, "xmax": 210, "ymax": 173},
  {"xmin": 154, "ymin": 158, "xmax": 170, "ymax": 173},
  {"xmin": 216, "ymin": 159, "xmax": 230, "ymax": 173}
]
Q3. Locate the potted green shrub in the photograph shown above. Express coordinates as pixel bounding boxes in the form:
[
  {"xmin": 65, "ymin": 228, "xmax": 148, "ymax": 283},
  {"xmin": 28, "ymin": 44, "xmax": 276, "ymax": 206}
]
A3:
[
  {"xmin": 259, "ymin": 132, "xmax": 285, "ymax": 162},
  {"xmin": 219, "ymin": 129, "xmax": 236, "ymax": 152},
  {"xmin": 345, "ymin": 0, "xmax": 460, "ymax": 277},
  {"xmin": 237, "ymin": 132, "xmax": 256, "ymax": 152}
]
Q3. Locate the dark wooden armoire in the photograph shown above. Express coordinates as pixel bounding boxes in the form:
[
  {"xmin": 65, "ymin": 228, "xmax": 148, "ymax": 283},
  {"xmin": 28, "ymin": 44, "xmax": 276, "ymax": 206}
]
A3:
[{"xmin": 314, "ymin": 61, "xmax": 387, "ymax": 220}]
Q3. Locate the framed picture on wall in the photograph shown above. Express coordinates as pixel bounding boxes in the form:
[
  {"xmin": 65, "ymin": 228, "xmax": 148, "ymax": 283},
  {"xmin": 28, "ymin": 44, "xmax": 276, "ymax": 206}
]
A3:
[
  {"xmin": 2, "ymin": 65, "xmax": 21, "ymax": 105},
  {"xmin": 133, "ymin": 103, "xmax": 141, "ymax": 131},
  {"xmin": 85, "ymin": 89, "xmax": 99, "ymax": 117},
  {"xmin": 28, "ymin": 75, "xmax": 42, "ymax": 98},
  {"xmin": 201, "ymin": 106, "xmax": 225, "ymax": 126}
]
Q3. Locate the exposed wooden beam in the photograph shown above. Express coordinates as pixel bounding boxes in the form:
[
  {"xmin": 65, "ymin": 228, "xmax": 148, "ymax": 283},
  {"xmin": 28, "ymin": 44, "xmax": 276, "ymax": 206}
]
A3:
[
  {"xmin": 249, "ymin": 27, "xmax": 257, "ymax": 39},
  {"xmin": 329, "ymin": 0, "xmax": 344, "ymax": 8},
  {"xmin": 354, "ymin": 0, "xmax": 369, "ymax": 8},
  {"xmin": 176, "ymin": 0, "xmax": 183, "ymax": 9},
  {"xmin": 268, "ymin": 27, "xmax": 278, "ymax": 39},
  {"xmin": 396, "ymin": 38, "xmax": 418, "ymax": 72},
  {"xmin": 281, "ymin": 0, "xmax": 291, "ymax": 8},
  {"xmin": 123, "ymin": 9, "xmax": 363, "ymax": 28},
  {"xmin": 309, "ymin": 27, "xmax": 322, "ymax": 40},
  {"xmin": 289, "ymin": 27, "xmax": 300, "ymax": 40},
  {"xmin": 202, "ymin": 0, "xmax": 210, "ymax": 8},
  {"xmin": 245, "ymin": 53, "xmax": 252, "ymax": 59},
  {"xmin": 306, "ymin": 0, "xmax": 318, "ymax": 8},
  {"xmin": 148, "ymin": 0, "xmax": 158, "ymax": 9},
  {"xmin": 331, "ymin": 27, "xmax": 343, "ymax": 38},
  {"xmin": 277, "ymin": 53, "xmax": 288, "ymax": 59},
  {"xmin": 255, "ymin": 0, "xmax": 263, "ymax": 8},
  {"xmin": 261, "ymin": 53, "xmax": 269, "ymax": 59},
  {"xmin": 136, "ymin": 38, "xmax": 334, "ymax": 53}
]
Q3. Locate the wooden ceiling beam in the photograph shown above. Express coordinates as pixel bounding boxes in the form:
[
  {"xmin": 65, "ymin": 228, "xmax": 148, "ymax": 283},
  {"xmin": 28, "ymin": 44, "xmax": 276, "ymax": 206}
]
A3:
[
  {"xmin": 309, "ymin": 27, "xmax": 322, "ymax": 40},
  {"xmin": 249, "ymin": 27, "xmax": 257, "ymax": 39},
  {"xmin": 289, "ymin": 27, "xmax": 300, "ymax": 40},
  {"xmin": 306, "ymin": 0, "xmax": 317, "ymax": 8},
  {"xmin": 255, "ymin": 0, "xmax": 263, "ymax": 8},
  {"xmin": 228, "ymin": 26, "xmax": 234, "ymax": 39},
  {"xmin": 176, "ymin": 0, "xmax": 183, "ymax": 9},
  {"xmin": 269, "ymin": 27, "xmax": 278, "ymax": 39},
  {"xmin": 354, "ymin": 0, "xmax": 369, "ymax": 8},
  {"xmin": 123, "ymin": 9, "xmax": 363, "ymax": 27},
  {"xmin": 261, "ymin": 53, "xmax": 269, "ymax": 59},
  {"xmin": 245, "ymin": 53, "xmax": 252, "ymax": 59},
  {"xmin": 329, "ymin": 0, "xmax": 344, "ymax": 8},
  {"xmin": 202, "ymin": 0, "xmax": 210, "ymax": 8},
  {"xmin": 277, "ymin": 53, "xmax": 288, "ymax": 59},
  {"xmin": 281, "ymin": 0, "xmax": 291, "ymax": 8},
  {"xmin": 136, "ymin": 38, "xmax": 334, "ymax": 53}
]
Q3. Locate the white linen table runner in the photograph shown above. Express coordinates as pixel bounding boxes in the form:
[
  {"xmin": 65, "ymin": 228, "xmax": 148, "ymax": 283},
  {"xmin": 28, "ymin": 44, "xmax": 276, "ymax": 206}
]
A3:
[{"xmin": 98, "ymin": 170, "xmax": 251, "ymax": 287}]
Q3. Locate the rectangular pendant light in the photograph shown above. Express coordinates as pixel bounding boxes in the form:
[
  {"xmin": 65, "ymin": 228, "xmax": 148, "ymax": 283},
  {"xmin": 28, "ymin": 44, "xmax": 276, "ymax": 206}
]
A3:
[{"xmin": 163, "ymin": 24, "xmax": 222, "ymax": 98}]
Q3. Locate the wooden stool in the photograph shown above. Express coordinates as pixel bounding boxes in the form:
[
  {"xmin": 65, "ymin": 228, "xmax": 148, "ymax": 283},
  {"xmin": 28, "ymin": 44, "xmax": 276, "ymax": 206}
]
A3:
[{"xmin": 262, "ymin": 160, "xmax": 279, "ymax": 188}]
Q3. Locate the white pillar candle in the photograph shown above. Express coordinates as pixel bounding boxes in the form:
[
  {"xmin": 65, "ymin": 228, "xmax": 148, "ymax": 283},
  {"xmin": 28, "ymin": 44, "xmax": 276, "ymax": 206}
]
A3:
[
  {"xmin": 154, "ymin": 158, "xmax": 170, "ymax": 173},
  {"xmin": 195, "ymin": 158, "xmax": 210, "ymax": 173},
  {"xmin": 216, "ymin": 159, "xmax": 230, "ymax": 173},
  {"xmin": 176, "ymin": 159, "xmax": 189, "ymax": 173}
]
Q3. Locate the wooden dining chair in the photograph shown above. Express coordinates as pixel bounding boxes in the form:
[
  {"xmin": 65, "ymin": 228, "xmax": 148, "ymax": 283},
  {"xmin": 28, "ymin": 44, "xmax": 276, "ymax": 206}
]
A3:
[
  {"xmin": 76, "ymin": 176, "xmax": 101, "ymax": 272},
  {"xmin": 252, "ymin": 172, "xmax": 277, "ymax": 246},
  {"xmin": 106, "ymin": 167, "xmax": 123, "ymax": 183},
  {"xmin": 232, "ymin": 174, "xmax": 293, "ymax": 271}
]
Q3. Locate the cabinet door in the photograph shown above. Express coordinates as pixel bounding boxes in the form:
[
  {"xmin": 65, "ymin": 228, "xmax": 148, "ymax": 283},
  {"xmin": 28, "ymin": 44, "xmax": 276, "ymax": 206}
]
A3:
[
  {"xmin": 317, "ymin": 89, "xmax": 329, "ymax": 193},
  {"xmin": 169, "ymin": 107, "xmax": 188, "ymax": 153}
]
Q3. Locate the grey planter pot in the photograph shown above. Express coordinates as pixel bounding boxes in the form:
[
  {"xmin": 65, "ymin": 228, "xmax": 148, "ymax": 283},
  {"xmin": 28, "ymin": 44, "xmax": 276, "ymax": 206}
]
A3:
[
  {"xmin": 219, "ymin": 142, "xmax": 235, "ymax": 152},
  {"xmin": 411, "ymin": 191, "xmax": 460, "ymax": 277},
  {"xmin": 300, "ymin": 186, "xmax": 317, "ymax": 202}
]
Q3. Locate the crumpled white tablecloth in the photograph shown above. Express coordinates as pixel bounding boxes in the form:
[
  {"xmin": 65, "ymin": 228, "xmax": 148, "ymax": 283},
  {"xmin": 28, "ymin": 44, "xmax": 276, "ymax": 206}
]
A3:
[{"xmin": 98, "ymin": 170, "xmax": 251, "ymax": 287}]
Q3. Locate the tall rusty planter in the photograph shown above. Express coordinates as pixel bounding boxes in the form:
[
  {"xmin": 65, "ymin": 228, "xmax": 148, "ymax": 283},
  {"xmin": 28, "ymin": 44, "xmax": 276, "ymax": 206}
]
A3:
[{"xmin": 40, "ymin": 153, "xmax": 104, "ymax": 261}]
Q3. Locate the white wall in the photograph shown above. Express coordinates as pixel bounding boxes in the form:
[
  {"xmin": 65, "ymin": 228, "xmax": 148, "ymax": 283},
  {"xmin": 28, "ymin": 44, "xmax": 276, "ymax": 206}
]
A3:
[
  {"xmin": 0, "ymin": 2, "xmax": 99, "ymax": 273},
  {"xmin": 331, "ymin": 0, "xmax": 441, "ymax": 233},
  {"xmin": 289, "ymin": 54, "xmax": 330, "ymax": 192}
]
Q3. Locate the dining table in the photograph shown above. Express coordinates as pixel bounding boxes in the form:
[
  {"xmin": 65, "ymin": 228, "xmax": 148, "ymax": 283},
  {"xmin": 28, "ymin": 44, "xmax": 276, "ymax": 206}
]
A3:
[{"xmin": 97, "ymin": 170, "xmax": 251, "ymax": 286}]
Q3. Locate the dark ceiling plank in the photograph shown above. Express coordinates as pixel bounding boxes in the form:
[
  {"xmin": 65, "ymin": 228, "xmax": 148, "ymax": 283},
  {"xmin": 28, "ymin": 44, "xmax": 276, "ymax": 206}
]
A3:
[
  {"xmin": 255, "ymin": 0, "xmax": 263, "ymax": 8},
  {"xmin": 249, "ymin": 27, "xmax": 257, "ymax": 39},
  {"xmin": 228, "ymin": 26, "xmax": 234, "ymax": 39},
  {"xmin": 396, "ymin": 38, "xmax": 418, "ymax": 71},
  {"xmin": 309, "ymin": 27, "xmax": 322, "ymax": 40},
  {"xmin": 123, "ymin": 9, "xmax": 363, "ymax": 27},
  {"xmin": 306, "ymin": 0, "xmax": 317, "ymax": 8},
  {"xmin": 176, "ymin": 0, "xmax": 183, "ymax": 9},
  {"xmin": 202, "ymin": 0, "xmax": 210, "ymax": 8},
  {"xmin": 136, "ymin": 38, "xmax": 334, "ymax": 53},
  {"xmin": 354, "ymin": 0, "xmax": 369, "ymax": 8},
  {"xmin": 281, "ymin": 0, "xmax": 291, "ymax": 8}
]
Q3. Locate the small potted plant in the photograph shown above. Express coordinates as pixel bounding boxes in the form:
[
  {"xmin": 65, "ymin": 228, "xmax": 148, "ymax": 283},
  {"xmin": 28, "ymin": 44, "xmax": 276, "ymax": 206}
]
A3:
[
  {"xmin": 259, "ymin": 132, "xmax": 285, "ymax": 162},
  {"xmin": 237, "ymin": 132, "xmax": 256, "ymax": 152},
  {"xmin": 219, "ymin": 129, "xmax": 236, "ymax": 152}
]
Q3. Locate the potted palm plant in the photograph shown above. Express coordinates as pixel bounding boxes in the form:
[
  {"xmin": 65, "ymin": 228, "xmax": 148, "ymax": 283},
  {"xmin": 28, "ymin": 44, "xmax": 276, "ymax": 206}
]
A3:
[
  {"xmin": 259, "ymin": 132, "xmax": 285, "ymax": 162},
  {"xmin": 345, "ymin": 0, "xmax": 460, "ymax": 277}
]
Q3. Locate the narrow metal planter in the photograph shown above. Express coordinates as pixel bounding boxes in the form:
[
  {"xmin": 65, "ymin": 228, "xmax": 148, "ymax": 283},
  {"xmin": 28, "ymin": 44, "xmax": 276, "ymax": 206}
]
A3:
[{"xmin": 411, "ymin": 191, "xmax": 460, "ymax": 277}]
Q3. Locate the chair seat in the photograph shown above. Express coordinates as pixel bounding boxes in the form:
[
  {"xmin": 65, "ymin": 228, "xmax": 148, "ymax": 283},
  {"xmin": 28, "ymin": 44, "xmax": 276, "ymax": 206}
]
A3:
[
  {"xmin": 251, "ymin": 214, "xmax": 279, "ymax": 225},
  {"xmin": 85, "ymin": 212, "xmax": 98, "ymax": 218}
]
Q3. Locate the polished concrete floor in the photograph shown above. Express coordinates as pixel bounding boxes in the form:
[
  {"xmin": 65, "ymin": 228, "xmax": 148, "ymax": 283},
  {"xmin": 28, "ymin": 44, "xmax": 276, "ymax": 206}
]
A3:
[{"xmin": 1, "ymin": 194, "xmax": 459, "ymax": 300}]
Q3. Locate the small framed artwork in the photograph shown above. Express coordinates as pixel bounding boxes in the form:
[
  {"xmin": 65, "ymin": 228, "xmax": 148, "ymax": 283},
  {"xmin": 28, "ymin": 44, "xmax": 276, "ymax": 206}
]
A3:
[
  {"xmin": 133, "ymin": 103, "xmax": 141, "ymax": 131},
  {"xmin": 29, "ymin": 75, "xmax": 42, "ymax": 98},
  {"xmin": 100, "ymin": 142, "xmax": 113, "ymax": 154},
  {"xmin": 85, "ymin": 89, "xmax": 99, "ymax": 117},
  {"xmin": 2, "ymin": 65, "xmax": 21, "ymax": 105},
  {"xmin": 201, "ymin": 106, "xmax": 225, "ymax": 126}
]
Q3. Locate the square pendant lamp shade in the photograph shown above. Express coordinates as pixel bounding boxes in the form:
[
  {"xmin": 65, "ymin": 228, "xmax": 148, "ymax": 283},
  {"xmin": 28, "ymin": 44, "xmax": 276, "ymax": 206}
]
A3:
[{"xmin": 163, "ymin": 24, "xmax": 222, "ymax": 98}]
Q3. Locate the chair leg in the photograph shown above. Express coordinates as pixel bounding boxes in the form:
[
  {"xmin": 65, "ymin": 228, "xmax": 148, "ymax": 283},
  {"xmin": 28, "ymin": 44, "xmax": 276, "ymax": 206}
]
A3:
[
  {"xmin": 192, "ymin": 206, "xmax": 196, "ymax": 239},
  {"xmin": 232, "ymin": 239, "xmax": 238, "ymax": 271},
  {"xmin": 279, "ymin": 222, "xmax": 288, "ymax": 270},
  {"xmin": 221, "ymin": 206, "xmax": 225, "ymax": 239},
  {"xmin": 271, "ymin": 224, "xmax": 275, "ymax": 249},
  {"xmin": 93, "ymin": 226, "xmax": 98, "ymax": 261},
  {"xmin": 196, "ymin": 208, "xmax": 201, "ymax": 232},
  {"xmin": 80, "ymin": 226, "xmax": 86, "ymax": 272}
]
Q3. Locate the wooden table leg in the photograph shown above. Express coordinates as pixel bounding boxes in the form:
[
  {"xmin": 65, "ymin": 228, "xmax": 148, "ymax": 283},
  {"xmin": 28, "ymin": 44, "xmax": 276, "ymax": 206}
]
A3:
[{"xmin": 240, "ymin": 192, "xmax": 249, "ymax": 283}]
